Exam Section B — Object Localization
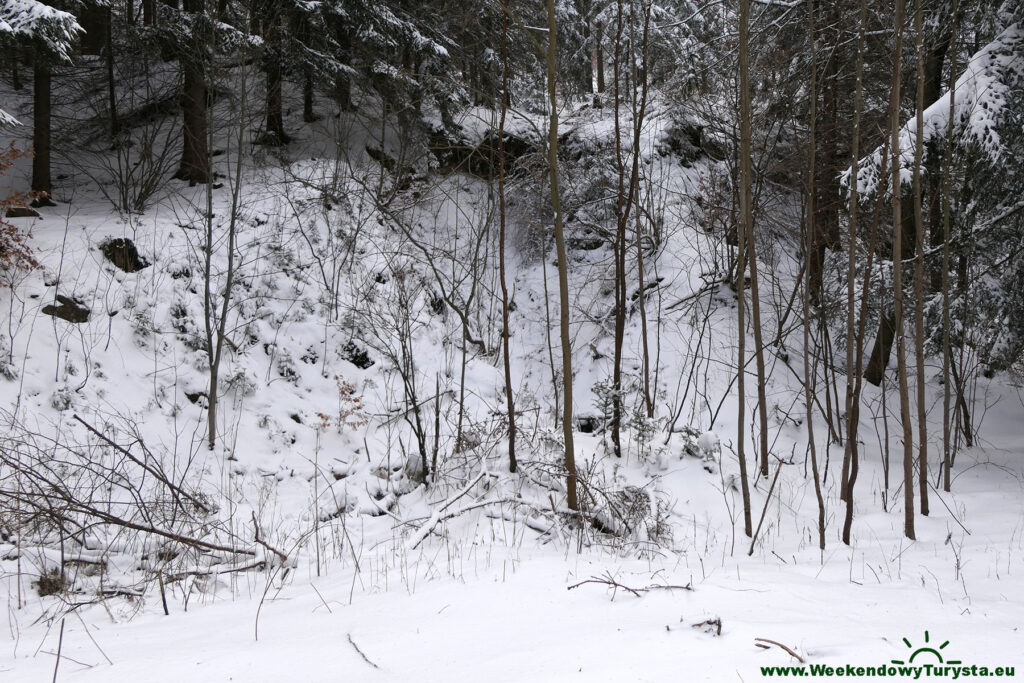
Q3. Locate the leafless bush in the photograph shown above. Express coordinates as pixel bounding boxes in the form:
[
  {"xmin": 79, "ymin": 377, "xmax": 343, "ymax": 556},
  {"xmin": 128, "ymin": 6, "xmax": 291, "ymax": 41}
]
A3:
[
  {"xmin": 58, "ymin": 50, "xmax": 182, "ymax": 214},
  {"xmin": 0, "ymin": 409, "xmax": 280, "ymax": 604}
]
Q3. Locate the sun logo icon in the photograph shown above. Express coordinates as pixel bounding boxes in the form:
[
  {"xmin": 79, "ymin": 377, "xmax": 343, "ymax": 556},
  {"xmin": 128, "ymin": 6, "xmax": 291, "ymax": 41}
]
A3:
[{"xmin": 891, "ymin": 631, "xmax": 962, "ymax": 666}]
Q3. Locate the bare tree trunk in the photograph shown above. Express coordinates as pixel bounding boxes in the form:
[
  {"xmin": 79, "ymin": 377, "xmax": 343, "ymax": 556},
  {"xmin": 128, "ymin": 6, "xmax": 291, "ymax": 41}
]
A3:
[
  {"xmin": 205, "ymin": 26, "xmax": 248, "ymax": 450},
  {"xmin": 609, "ymin": 0, "xmax": 654, "ymax": 452},
  {"xmin": 817, "ymin": 33, "xmax": 840, "ymax": 251},
  {"xmin": 806, "ymin": 1, "xmax": 838, "ymax": 304},
  {"xmin": 547, "ymin": 0, "xmax": 578, "ymax": 511},
  {"xmin": 303, "ymin": 68, "xmax": 317, "ymax": 122},
  {"xmin": 106, "ymin": 8, "xmax": 120, "ymax": 138},
  {"xmin": 582, "ymin": 17, "xmax": 594, "ymax": 94},
  {"xmin": 746, "ymin": 158, "xmax": 769, "ymax": 478},
  {"xmin": 31, "ymin": 58, "xmax": 53, "ymax": 202},
  {"xmin": 842, "ymin": 0, "xmax": 868, "ymax": 545},
  {"xmin": 888, "ymin": 0, "xmax": 915, "ymax": 540},
  {"xmin": 864, "ymin": 313, "xmax": 895, "ymax": 386},
  {"xmin": 924, "ymin": 3, "xmax": 954, "ymax": 292},
  {"xmin": 262, "ymin": 11, "xmax": 287, "ymax": 145},
  {"xmin": 807, "ymin": 0, "xmax": 827, "ymax": 551},
  {"xmin": 636, "ymin": 199, "xmax": 653, "ymax": 417},
  {"xmin": 498, "ymin": 1, "xmax": 517, "ymax": 474},
  {"xmin": 174, "ymin": 0, "xmax": 210, "ymax": 184},
  {"xmin": 632, "ymin": 5, "xmax": 653, "ymax": 418},
  {"xmin": 611, "ymin": 0, "xmax": 627, "ymax": 459},
  {"xmin": 941, "ymin": 0, "xmax": 960, "ymax": 492},
  {"xmin": 912, "ymin": 0, "xmax": 929, "ymax": 516},
  {"xmin": 9, "ymin": 47, "xmax": 21, "ymax": 91},
  {"xmin": 736, "ymin": 0, "xmax": 754, "ymax": 537}
]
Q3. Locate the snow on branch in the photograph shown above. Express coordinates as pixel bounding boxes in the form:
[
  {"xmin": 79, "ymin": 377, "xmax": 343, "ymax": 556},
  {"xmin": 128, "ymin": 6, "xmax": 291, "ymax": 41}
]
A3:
[
  {"xmin": 0, "ymin": 109, "xmax": 20, "ymax": 127},
  {"xmin": 843, "ymin": 22, "xmax": 1024, "ymax": 198},
  {"xmin": 0, "ymin": 0, "xmax": 83, "ymax": 61}
]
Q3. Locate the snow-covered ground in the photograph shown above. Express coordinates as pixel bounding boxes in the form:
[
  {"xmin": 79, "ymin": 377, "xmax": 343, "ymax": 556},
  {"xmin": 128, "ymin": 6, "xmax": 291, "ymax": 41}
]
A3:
[{"xmin": 1, "ymin": 86, "xmax": 1022, "ymax": 681}]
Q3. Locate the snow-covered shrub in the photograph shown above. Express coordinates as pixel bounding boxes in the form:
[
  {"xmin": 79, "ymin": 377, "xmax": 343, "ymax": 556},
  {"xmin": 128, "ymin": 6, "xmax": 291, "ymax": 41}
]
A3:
[{"xmin": 50, "ymin": 387, "xmax": 73, "ymax": 411}]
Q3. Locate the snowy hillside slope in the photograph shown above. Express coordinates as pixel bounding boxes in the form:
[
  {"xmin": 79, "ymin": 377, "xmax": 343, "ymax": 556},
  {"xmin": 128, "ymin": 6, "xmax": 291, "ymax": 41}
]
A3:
[{"xmin": 0, "ymin": 79, "xmax": 1022, "ymax": 681}]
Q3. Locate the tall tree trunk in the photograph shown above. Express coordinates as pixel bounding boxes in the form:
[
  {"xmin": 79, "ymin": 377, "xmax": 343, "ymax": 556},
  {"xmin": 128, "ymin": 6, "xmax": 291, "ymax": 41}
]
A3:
[
  {"xmin": 842, "ymin": 0, "xmax": 869, "ymax": 546},
  {"xmin": 547, "ymin": 0, "xmax": 578, "ymax": 511},
  {"xmin": 582, "ymin": 19, "xmax": 594, "ymax": 94},
  {"xmin": 498, "ymin": 1, "xmax": 517, "ymax": 474},
  {"xmin": 174, "ymin": 0, "xmax": 209, "ymax": 184},
  {"xmin": 817, "ymin": 34, "xmax": 840, "ymax": 250},
  {"xmin": 31, "ymin": 59, "xmax": 54, "ymax": 203},
  {"xmin": 262, "ymin": 13, "xmax": 287, "ymax": 145},
  {"xmin": 78, "ymin": 5, "xmax": 107, "ymax": 56},
  {"xmin": 924, "ymin": 5, "xmax": 953, "ymax": 291},
  {"xmin": 595, "ymin": 21, "xmax": 605, "ymax": 94},
  {"xmin": 9, "ymin": 47, "xmax": 21, "ymax": 91},
  {"xmin": 143, "ymin": 0, "xmax": 155, "ymax": 26},
  {"xmin": 807, "ymin": 2, "xmax": 840, "ymax": 303},
  {"xmin": 808, "ymin": 0, "xmax": 833, "ymax": 551},
  {"xmin": 941, "ymin": 0, "xmax": 960, "ymax": 492},
  {"xmin": 205, "ymin": 54, "xmax": 247, "ymax": 450},
  {"xmin": 106, "ymin": 9, "xmax": 120, "ymax": 138},
  {"xmin": 611, "ymin": 0, "xmax": 627, "ymax": 459},
  {"xmin": 912, "ymin": 0, "xmax": 929, "ymax": 517},
  {"xmin": 335, "ymin": 75, "xmax": 352, "ymax": 111},
  {"xmin": 889, "ymin": 0, "xmax": 915, "ymax": 541},
  {"xmin": 632, "ymin": 5, "xmax": 653, "ymax": 419},
  {"xmin": 864, "ymin": 197, "xmax": 915, "ymax": 386},
  {"xmin": 864, "ymin": 306, "xmax": 896, "ymax": 385},
  {"xmin": 736, "ymin": 0, "xmax": 754, "ymax": 537},
  {"xmin": 264, "ymin": 58, "xmax": 285, "ymax": 143},
  {"xmin": 303, "ymin": 68, "xmax": 317, "ymax": 122},
  {"xmin": 747, "ymin": 168, "xmax": 769, "ymax": 478}
]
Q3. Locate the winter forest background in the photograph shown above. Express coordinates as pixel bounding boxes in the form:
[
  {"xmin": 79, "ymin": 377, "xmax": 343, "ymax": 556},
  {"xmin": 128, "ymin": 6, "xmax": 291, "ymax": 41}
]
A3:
[{"xmin": 0, "ymin": 0, "xmax": 1023, "ymax": 680}]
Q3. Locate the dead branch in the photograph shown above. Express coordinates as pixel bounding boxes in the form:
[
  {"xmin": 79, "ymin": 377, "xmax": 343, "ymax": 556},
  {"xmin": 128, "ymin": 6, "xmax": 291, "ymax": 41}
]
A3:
[
  {"xmin": 567, "ymin": 570, "xmax": 693, "ymax": 598},
  {"xmin": 347, "ymin": 634, "xmax": 380, "ymax": 669},
  {"xmin": 755, "ymin": 637, "xmax": 806, "ymax": 663},
  {"xmin": 251, "ymin": 512, "xmax": 290, "ymax": 565},
  {"xmin": 72, "ymin": 414, "xmax": 210, "ymax": 514}
]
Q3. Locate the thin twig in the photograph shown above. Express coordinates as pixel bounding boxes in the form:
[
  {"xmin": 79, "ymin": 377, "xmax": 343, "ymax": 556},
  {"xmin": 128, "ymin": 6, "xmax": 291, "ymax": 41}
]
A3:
[
  {"xmin": 72, "ymin": 414, "xmax": 209, "ymax": 513},
  {"xmin": 251, "ymin": 512, "xmax": 289, "ymax": 564},
  {"xmin": 567, "ymin": 571, "xmax": 693, "ymax": 598},
  {"xmin": 52, "ymin": 618, "xmax": 65, "ymax": 683},
  {"xmin": 347, "ymin": 633, "xmax": 380, "ymax": 669},
  {"xmin": 748, "ymin": 458, "xmax": 785, "ymax": 556},
  {"xmin": 754, "ymin": 637, "xmax": 805, "ymax": 663}
]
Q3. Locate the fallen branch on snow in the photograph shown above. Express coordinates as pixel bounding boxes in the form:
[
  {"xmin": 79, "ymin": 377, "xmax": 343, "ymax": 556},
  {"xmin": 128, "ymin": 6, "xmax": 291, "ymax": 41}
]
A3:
[
  {"xmin": 755, "ymin": 637, "xmax": 805, "ymax": 663},
  {"xmin": 347, "ymin": 634, "xmax": 380, "ymax": 669},
  {"xmin": 405, "ymin": 471, "xmax": 486, "ymax": 550},
  {"xmin": 567, "ymin": 570, "xmax": 693, "ymax": 598}
]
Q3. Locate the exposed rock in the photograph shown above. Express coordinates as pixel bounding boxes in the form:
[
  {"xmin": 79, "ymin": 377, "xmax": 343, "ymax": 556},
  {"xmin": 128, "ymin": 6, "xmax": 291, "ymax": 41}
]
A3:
[
  {"xmin": 365, "ymin": 145, "xmax": 397, "ymax": 172},
  {"xmin": 4, "ymin": 206, "xmax": 40, "ymax": 219},
  {"xmin": 567, "ymin": 235, "xmax": 605, "ymax": 251},
  {"xmin": 341, "ymin": 341, "xmax": 374, "ymax": 369},
  {"xmin": 30, "ymin": 196, "xmax": 57, "ymax": 208},
  {"xmin": 655, "ymin": 118, "xmax": 704, "ymax": 166},
  {"xmin": 42, "ymin": 295, "xmax": 90, "ymax": 323},
  {"xmin": 100, "ymin": 237, "xmax": 150, "ymax": 273},
  {"xmin": 655, "ymin": 117, "xmax": 727, "ymax": 165},
  {"xmin": 430, "ymin": 127, "xmax": 538, "ymax": 179}
]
